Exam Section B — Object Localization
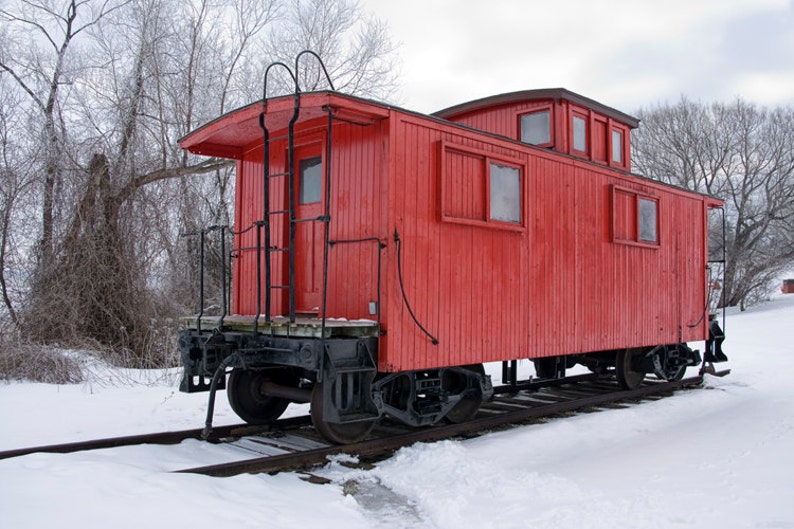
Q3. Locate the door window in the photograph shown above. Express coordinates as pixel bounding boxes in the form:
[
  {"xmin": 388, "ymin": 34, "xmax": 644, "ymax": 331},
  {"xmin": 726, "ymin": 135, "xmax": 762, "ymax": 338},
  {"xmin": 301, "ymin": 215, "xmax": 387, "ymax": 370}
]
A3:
[{"xmin": 299, "ymin": 156, "xmax": 322, "ymax": 204}]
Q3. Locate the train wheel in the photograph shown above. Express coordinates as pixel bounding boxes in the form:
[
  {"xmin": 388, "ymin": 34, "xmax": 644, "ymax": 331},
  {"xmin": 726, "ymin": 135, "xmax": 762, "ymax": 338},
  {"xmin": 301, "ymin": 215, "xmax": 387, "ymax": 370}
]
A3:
[
  {"xmin": 227, "ymin": 368, "xmax": 294, "ymax": 424},
  {"xmin": 616, "ymin": 348, "xmax": 645, "ymax": 389},
  {"xmin": 310, "ymin": 381, "xmax": 377, "ymax": 444},
  {"xmin": 653, "ymin": 345, "xmax": 687, "ymax": 381},
  {"xmin": 444, "ymin": 364, "xmax": 486, "ymax": 424},
  {"xmin": 669, "ymin": 365, "xmax": 687, "ymax": 381}
]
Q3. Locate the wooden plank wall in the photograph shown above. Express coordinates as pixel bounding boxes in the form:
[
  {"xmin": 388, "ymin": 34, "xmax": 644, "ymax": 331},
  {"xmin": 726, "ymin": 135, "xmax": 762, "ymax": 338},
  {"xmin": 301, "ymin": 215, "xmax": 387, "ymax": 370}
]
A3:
[
  {"xmin": 380, "ymin": 113, "xmax": 707, "ymax": 372},
  {"xmin": 230, "ymin": 101, "xmax": 708, "ymax": 374},
  {"xmin": 233, "ymin": 120, "xmax": 388, "ymax": 321}
]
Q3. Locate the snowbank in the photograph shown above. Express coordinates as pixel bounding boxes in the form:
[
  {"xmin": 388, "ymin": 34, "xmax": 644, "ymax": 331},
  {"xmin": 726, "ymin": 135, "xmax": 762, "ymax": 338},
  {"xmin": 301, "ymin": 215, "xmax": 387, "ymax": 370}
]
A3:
[{"xmin": 1, "ymin": 296, "xmax": 793, "ymax": 529}]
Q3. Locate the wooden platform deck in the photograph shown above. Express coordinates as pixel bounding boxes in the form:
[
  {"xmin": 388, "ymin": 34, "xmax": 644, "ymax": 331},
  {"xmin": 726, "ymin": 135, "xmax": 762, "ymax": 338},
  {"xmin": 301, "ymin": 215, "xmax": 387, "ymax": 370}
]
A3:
[{"xmin": 183, "ymin": 315, "xmax": 379, "ymax": 339}]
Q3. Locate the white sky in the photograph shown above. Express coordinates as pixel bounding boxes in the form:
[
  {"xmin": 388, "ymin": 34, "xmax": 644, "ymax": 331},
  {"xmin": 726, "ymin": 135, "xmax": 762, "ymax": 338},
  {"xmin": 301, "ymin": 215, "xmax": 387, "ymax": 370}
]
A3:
[{"xmin": 360, "ymin": 0, "xmax": 794, "ymax": 114}]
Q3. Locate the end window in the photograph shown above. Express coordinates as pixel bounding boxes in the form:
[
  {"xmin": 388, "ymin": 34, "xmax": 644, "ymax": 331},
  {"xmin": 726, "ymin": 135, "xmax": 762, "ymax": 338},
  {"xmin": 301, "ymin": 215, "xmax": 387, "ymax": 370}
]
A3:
[{"xmin": 520, "ymin": 110, "xmax": 551, "ymax": 146}]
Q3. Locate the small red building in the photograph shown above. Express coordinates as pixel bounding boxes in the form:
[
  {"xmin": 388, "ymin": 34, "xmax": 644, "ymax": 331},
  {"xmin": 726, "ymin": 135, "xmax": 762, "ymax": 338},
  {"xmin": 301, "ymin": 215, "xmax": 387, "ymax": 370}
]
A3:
[{"xmin": 179, "ymin": 86, "xmax": 724, "ymax": 442}]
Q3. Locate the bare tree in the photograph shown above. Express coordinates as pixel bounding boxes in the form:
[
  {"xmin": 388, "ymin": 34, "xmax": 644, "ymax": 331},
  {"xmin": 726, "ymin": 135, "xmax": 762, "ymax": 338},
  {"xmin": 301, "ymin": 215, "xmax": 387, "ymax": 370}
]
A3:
[
  {"xmin": 0, "ymin": 0, "xmax": 129, "ymax": 269},
  {"xmin": 0, "ymin": 0, "xmax": 400, "ymax": 367},
  {"xmin": 3, "ymin": 0, "xmax": 230, "ymax": 358},
  {"xmin": 0, "ymin": 87, "xmax": 37, "ymax": 329},
  {"xmin": 633, "ymin": 97, "xmax": 794, "ymax": 310}
]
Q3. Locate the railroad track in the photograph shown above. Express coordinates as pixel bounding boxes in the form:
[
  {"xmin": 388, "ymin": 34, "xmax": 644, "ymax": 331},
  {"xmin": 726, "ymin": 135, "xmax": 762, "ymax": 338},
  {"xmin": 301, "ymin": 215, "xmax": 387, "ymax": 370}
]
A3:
[
  {"xmin": 0, "ymin": 375, "xmax": 703, "ymax": 475},
  {"xmin": 0, "ymin": 417, "xmax": 313, "ymax": 461}
]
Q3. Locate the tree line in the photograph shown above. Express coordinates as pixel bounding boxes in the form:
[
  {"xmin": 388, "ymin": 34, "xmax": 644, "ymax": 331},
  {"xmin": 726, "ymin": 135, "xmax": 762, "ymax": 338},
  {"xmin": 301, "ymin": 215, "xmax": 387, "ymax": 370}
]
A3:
[{"xmin": 0, "ymin": 0, "xmax": 791, "ymax": 378}]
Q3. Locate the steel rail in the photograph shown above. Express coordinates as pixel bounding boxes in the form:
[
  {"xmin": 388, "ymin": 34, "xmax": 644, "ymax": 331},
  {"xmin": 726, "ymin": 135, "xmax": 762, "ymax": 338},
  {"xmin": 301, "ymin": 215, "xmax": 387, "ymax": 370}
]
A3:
[{"xmin": 0, "ymin": 416, "xmax": 312, "ymax": 461}]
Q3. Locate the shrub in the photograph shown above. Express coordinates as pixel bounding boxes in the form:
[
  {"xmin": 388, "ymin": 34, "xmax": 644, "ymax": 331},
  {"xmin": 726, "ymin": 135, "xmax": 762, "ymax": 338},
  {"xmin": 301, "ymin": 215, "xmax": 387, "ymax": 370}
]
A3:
[{"xmin": 0, "ymin": 341, "xmax": 84, "ymax": 384}]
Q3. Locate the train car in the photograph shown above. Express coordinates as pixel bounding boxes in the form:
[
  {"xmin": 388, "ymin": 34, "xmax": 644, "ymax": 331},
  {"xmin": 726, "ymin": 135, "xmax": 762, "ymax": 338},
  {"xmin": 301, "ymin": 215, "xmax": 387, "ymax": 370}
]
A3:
[{"xmin": 177, "ymin": 59, "xmax": 727, "ymax": 444}]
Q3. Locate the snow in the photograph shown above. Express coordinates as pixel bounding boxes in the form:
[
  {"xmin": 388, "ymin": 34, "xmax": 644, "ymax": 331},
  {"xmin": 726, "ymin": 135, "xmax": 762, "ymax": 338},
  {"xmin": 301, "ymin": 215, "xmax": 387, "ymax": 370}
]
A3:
[{"xmin": 2, "ymin": 296, "xmax": 794, "ymax": 529}]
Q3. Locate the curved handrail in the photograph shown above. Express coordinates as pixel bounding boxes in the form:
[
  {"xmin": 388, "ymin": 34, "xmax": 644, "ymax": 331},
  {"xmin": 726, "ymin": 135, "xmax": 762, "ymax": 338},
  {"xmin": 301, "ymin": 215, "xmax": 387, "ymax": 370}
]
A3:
[{"xmin": 295, "ymin": 49, "xmax": 335, "ymax": 92}]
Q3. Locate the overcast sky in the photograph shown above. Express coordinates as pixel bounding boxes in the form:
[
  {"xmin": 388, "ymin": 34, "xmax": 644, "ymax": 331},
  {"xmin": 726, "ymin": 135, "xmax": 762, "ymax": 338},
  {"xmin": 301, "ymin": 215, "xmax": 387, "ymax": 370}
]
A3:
[{"xmin": 361, "ymin": 0, "xmax": 794, "ymax": 115}]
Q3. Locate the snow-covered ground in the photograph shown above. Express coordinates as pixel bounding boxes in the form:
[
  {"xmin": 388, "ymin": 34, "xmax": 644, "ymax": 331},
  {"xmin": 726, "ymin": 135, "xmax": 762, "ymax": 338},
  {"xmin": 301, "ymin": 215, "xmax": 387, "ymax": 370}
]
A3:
[{"xmin": 2, "ymin": 295, "xmax": 793, "ymax": 529}]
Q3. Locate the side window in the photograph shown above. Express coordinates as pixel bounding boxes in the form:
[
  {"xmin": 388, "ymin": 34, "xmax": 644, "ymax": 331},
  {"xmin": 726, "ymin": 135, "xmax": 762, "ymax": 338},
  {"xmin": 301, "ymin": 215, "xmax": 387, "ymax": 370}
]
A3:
[
  {"xmin": 611, "ymin": 185, "xmax": 659, "ymax": 247},
  {"xmin": 440, "ymin": 142, "xmax": 524, "ymax": 230},
  {"xmin": 611, "ymin": 129, "xmax": 623, "ymax": 164},
  {"xmin": 520, "ymin": 110, "xmax": 551, "ymax": 146},
  {"xmin": 299, "ymin": 156, "xmax": 322, "ymax": 204},
  {"xmin": 573, "ymin": 115, "xmax": 587, "ymax": 152},
  {"xmin": 489, "ymin": 162, "xmax": 521, "ymax": 223},
  {"xmin": 638, "ymin": 198, "xmax": 658, "ymax": 242}
]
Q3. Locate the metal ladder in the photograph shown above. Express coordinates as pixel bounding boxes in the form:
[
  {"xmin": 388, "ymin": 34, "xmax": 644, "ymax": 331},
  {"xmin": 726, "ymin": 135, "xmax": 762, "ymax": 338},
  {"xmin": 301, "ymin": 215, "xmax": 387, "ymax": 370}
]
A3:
[{"xmin": 255, "ymin": 51, "xmax": 335, "ymax": 327}]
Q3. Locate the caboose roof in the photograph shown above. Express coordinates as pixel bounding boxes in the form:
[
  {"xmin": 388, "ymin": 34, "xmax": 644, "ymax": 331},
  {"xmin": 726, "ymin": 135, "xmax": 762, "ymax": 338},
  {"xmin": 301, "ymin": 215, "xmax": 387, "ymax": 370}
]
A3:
[
  {"xmin": 179, "ymin": 91, "xmax": 389, "ymax": 159},
  {"xmin": 433, "ymin": 88, "xmax": 640, "ymax": 129},
  {"xmin": 180, "ymin": 88, "xmax": 640, "ymax": 160}
]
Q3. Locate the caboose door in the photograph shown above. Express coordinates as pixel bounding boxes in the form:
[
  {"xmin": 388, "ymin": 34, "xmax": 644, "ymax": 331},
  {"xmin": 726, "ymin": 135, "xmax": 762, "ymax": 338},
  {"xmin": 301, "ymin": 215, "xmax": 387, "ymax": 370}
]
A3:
[{"xmin": 293, "ymin": 144, "xmax": 324, "ymax": 314}]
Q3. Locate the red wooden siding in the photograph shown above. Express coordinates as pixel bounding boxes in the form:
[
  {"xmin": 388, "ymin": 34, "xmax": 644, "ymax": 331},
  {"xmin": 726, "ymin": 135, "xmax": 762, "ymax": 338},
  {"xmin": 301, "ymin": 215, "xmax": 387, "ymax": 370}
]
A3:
[
  {"xmin": 440, "ymin": 144, "xmax": 486, "ymax": 221},
  {"xmin": 378, "ymin": 111, "xmax": 708, "ymax": 372},
  {"xmin": 613, "ymin": 187, "xmax": 638, "ymax": 242},
  {"xmin": 233, "ymin": 145, "xmax": 289, "ymax": 315},
  {"xmin": 324, "ymin": 119, "xmax": 389, "ymax": 320},
  {"xmin": 232, "ymin": 114, "xmax": 389, "ymax": 321},
  {"xmin": 382, "ymin": 115, "xmax": 530, "ymax": 371},
  {"xmin": 592, "ymin": 115, "xmax": 608, "ymax": 164}
]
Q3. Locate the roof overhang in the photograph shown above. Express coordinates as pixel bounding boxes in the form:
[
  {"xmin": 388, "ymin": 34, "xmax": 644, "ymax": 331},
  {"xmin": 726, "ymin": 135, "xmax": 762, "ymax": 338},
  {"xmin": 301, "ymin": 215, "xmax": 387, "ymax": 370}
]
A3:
[{"xmin": 179, "ymin": 91, "xmax": 390, "ymax": 159}]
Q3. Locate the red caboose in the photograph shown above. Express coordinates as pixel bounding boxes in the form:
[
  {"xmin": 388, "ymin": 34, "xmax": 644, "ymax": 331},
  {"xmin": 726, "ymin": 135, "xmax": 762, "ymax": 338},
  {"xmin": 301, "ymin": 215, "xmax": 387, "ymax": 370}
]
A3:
[{"xmin": 178, "ymin": 66, "xmax": 726, "ymax": 443}]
